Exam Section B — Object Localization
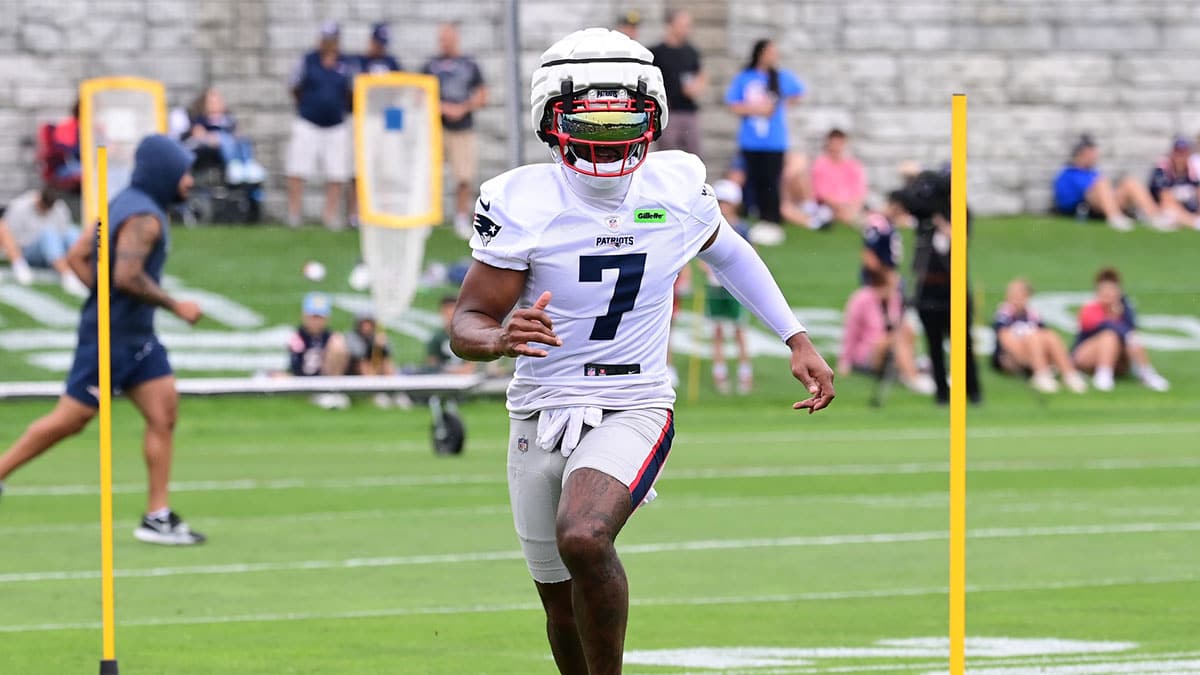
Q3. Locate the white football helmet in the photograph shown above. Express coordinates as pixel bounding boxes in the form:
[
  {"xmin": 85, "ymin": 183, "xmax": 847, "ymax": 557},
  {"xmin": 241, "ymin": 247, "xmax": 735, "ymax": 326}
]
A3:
[{"xmin": 530, "ymin": 28, "xmax": 668, "ymax": 178}]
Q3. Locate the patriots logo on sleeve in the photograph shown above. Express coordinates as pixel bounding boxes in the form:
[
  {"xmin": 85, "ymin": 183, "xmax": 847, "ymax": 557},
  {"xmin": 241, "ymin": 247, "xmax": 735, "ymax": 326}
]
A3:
[{"xmin": 474, "ymin": 213, "xmax": 502, "ymax": 247}]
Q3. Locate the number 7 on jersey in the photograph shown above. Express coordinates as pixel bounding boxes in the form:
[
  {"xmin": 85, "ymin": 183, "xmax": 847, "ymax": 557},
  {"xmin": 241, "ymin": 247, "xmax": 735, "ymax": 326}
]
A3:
[{"xmin": 579, "ymin": 253, "xmax": 647, "ymax": 341}]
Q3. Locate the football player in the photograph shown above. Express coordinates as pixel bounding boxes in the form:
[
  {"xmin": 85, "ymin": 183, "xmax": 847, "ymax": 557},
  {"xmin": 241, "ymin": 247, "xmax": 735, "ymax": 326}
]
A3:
[
  {"xmin": 449, "ymin": 29, "xmax": 835, "ymax": 674},
  {"xmin": 0, "ymin": 135, "xmax": 206, "ymax": 545}
]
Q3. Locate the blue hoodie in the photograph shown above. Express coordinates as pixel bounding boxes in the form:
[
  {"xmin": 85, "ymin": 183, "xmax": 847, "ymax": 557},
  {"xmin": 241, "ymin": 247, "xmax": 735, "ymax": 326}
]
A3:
[{"xmin": 78, "ymin": 134, "xmax": 195, "ymax": 343}]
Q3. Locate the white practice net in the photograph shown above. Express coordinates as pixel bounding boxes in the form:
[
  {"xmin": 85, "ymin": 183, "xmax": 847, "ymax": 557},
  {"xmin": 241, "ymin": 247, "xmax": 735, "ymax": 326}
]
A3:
[{"xmin": 354, "ymin": 74, "xmax": 443, "ymax": 320}]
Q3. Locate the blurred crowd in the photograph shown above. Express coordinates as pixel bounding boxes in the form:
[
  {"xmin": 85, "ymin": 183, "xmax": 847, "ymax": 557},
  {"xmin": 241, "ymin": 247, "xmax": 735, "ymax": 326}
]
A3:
[{"xmin": 0, "ymin": 10, "xmax": 1183, "ymax": 403}]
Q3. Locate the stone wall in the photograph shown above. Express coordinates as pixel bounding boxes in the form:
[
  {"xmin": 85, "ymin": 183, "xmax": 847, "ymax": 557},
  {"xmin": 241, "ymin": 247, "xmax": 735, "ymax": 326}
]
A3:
[{"xmin": 2, "ymin": 0, "xmax": 1198, "ymax": 218}]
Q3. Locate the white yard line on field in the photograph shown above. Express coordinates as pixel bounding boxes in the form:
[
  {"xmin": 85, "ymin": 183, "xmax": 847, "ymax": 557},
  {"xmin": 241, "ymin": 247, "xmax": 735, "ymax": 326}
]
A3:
[
  {"xmin": 3, "ymin": 488, "xmax": 1193, "ymax": 537},
  {"xmin": 2, "ymin": 521, "xmax": 1199, "ymax": 585},
  {"xmin": 1, "ymin": 573, "xmax": 1198, "ymax": 634},
  {"xmin": 9, "ymin": 454, "xmax": 1200, "ymax": 498}
]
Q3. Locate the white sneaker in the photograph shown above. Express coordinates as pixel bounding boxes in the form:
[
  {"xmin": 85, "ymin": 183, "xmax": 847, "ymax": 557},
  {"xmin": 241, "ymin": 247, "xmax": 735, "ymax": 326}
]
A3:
[
  {"xmin": 454, "ymin": 212, "xmax": 473, "ymax": 239},
  {"xmin": 392, "ymin": 393, "xmax": 414, "ymax": 410},
  {"xmin": 12, "ymin": 258, "xmax": 33, "ymax": 285},
  {"xmin": 748, "ymin": 222, "xmax": 786, "ymax": 246},
  {"xmin": 287, "ymin": 213, "xmax": 303, "ymax": 228},
  {"xmin": 1107, "ymin": 215, "xmax": 1134, "ymax": 232},
  {"xmin": 61, "ymin": 272, "xmax": 89, "ymax": 298},
  {"xmin": 902, "ymin": 373, "xmax": 937, "ymax": 395},
  {"xmin": 1139, "ymin": 370, "xmax": 1170, "ymax": 392},
  {"xmin": 243, "ymin": 160, "xmax": 266, "ymax": 184},
  {"xmin": 311, "ymin": 393, "xmax": 351, "ymax": 410},
  {"xmin": 226, "ymin": 160, "xmax": 246, "ymax": 184},
  {"xmin": 1148, "ymin": 212, "xmax": 1178, "ymax": 232},
  {"xmin": 372, "ymin": 392, "xmax": 393, "ymax": 409},
  {"xmin": 1062, "ymin": 371, "xmax": 1088, "ymax": 394},
  {"xmin": 1030, "ymin": 371, "xmax": 1059, "ymax": 394},
  {"xmin": 1093, "ymin": 367, "xmax": 1115, "ymax": 392}
]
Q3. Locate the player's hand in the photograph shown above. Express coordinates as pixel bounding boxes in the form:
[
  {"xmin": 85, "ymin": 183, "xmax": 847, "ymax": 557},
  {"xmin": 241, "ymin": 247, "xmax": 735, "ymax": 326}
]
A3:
[
  {"xmin": 497, "ymin": 291, "xmax": 561, "ymax": 358},
  {"xmin": 787, "ymin": 332, "xmax": 836, "ymax": 414},
  {"xmin": 174, "ymin": 300, "xmax": 203, "ymax": 325}
]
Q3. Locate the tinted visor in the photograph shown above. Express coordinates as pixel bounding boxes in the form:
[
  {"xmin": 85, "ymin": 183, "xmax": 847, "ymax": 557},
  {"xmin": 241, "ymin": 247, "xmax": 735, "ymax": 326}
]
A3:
[{"xmin": 559, "ymin": 109, "xmax": 650, "ymax": 143}]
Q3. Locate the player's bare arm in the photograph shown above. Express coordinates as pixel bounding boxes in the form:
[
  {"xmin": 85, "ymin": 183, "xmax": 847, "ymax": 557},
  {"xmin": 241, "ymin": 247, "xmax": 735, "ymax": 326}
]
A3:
[
  {"xmin": 699, "ymin": 227, "xmax": 836, "ymax": 413},
  {"xmin": 450, "ymin": 261, "xmax": 561, "ymax": 361},
  {"xmin": 113, "ymin": 215, "xmax": 202, "ymax": 324},
  {"xmin": 64, "ymin": 222, "xmax": 97, "ymax": 288}
]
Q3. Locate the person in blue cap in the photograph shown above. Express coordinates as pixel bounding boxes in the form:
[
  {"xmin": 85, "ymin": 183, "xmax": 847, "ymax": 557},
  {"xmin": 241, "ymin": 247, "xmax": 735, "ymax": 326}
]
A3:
[
  {"xmin": 358, "ymin": 22, "xmax": 402, "ymax": 74},
  {"xmin": 0, "ymin": 134, "xmax": 207, "ymax": 545}
]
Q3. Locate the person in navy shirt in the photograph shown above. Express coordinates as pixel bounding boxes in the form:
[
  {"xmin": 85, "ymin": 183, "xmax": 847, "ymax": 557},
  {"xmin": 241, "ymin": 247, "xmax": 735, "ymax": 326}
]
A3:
[
  {"xmin": 286, "ymin": 21, "xmax": 353, "ymax": 230},
  {"xmin": 355, "ymin": 23, "xmax": 402, "ymax": 75},
  {"xmin": 0, "ymin": 135, "xmax": 207, "ymax": 545},
  {"xmin": 1052, "ymin": 134, "xmax": 1170, "ymax": 232},
  {"xmin": 992, "ymin": 278, "xmax": 1087, "ymax": 394},
  {"xmin": 859, "ymin": 193, "xmax": 907, "ymax": 286},
  {"xmin": 1148, "ymin": 136, "xmax": 1200, "ymax": 231},
  {"xmin": 724, "ymin": 39, "xmax": 805, "ymax": 230}
]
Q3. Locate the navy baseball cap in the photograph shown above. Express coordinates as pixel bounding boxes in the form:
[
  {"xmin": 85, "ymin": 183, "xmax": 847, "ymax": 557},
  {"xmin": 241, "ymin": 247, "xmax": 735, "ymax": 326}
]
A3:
[
  {"xmin": 1172, "ymin": 136, "xmax": 1192, "ymax": 152},
  {"xmin": 371, "ymin": 23, "xmax": 390, "ymax": 45}
]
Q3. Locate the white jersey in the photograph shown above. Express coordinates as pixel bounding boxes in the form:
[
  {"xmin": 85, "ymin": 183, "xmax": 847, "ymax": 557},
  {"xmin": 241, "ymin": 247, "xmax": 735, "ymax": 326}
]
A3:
[{"xmin": 470, "ymin": 151, "xmax": 722, "ymax": 417}]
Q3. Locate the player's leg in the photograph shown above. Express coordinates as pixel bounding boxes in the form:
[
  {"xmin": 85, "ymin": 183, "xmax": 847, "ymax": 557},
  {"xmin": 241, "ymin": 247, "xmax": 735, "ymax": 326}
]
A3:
[
  {"xmin": 557, "ymin": 468, "xmax": 633, "ymax": 675},
  {"xmin": 322, "ymin": 333, "xmax": 350, "ymax": 376},
  {"xmin": 507, "ymin": 416, "xmax": 584, "ymax": 674},
  {"xmin": 558, "ymin": 409, "xmax": 674, "ymax": 674},
  {"xmin": 125, "ymin": 375, "xmax": 178, "ymax": 514},
  {"xmin": 536, "ymin": 580, "xmax": 588, "ymax": 675},
  {"xmin": 0, "ymin": 396, "xmax": 96, "ymax": 483}
]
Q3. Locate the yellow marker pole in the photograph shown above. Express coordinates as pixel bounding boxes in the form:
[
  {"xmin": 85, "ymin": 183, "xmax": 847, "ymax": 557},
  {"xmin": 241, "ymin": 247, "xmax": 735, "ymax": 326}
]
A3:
[
  {"xmin": 96, "ymin": 146, "xmax": 120, "ymax": 675},
  {"xmin": 949, "ymin": 95, "xmax": 968, "ymax": 675}
]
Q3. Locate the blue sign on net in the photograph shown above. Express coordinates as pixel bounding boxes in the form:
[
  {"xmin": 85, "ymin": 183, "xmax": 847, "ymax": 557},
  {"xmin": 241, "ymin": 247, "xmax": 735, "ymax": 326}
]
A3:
[{"xmin": 384, "ymin": 107, "xmax": 404, "ymax": 131}]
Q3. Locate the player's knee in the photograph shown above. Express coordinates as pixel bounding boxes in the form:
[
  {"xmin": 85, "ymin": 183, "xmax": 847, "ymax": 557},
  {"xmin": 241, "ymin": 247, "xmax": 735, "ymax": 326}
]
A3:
[
  {"xmin": 146, "ymin": 405, "xmax": 178, "ymax": 433},
  {"xmin": 556, "ymin": 520, "xmax": 613, "ymax": 568}
]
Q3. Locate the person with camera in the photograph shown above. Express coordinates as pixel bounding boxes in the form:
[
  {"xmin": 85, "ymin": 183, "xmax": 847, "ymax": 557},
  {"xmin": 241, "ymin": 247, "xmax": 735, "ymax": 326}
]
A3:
[{"xmin": 896, "ymin": 170, "xmax": 982, "ymax": 405}]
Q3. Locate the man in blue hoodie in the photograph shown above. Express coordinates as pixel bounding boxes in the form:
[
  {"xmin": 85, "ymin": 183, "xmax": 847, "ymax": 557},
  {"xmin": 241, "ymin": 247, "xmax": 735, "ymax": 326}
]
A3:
[{"xmin": 0, "ymin": 134, "xmax": 207, "ymax": 546}]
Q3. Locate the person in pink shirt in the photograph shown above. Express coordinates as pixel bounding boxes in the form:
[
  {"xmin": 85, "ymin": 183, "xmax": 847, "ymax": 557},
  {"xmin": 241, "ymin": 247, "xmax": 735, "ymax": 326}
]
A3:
[
  {"xmin": 811, "ymin": 128, "xmax": 867, "ymax": 225},
  {"xmin": 838, "ymin": 268, "xmax": 935, "ymax": 394}
]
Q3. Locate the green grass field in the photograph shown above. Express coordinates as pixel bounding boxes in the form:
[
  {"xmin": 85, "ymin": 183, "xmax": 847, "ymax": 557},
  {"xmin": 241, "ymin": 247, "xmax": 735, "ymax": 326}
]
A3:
[{"xmin": 1, "ymin": 217, "xmax": 1198, "ymax": 673}]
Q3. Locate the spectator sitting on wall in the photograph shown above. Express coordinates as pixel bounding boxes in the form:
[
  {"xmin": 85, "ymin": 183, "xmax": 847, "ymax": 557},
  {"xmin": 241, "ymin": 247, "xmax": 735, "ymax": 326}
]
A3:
[
  {"xmin": 423, "ymin": 22, "xmax": 488, "ymax": 240},
  {"xmin": 187, "ymin": 88, "xmax": 266, "ymax": 185},
  {"xmin": 615, "ymin": 9, "xmax": 641, "ymax": 41},
  {"xmin": 288, "ymin": 292, "xmax": 352, "ymax": 409},
  {"xmin": 0, "ymin": 186, "xmax": 88, "ymax": 296},
  {"xmin": 650, "ymin": 9, "xmax": 706, "ymax": 155},
  {"xmin": 811, "ymin": 128, "xmax": 867, "ymax": 226},
  {"xmin": 779, "ymin": 152, "xmax": 833, "ymax": 231},
  {"xmin": 36, "ymin": 101, "xmax": 82, "ymax": 194},
  {"xmin": 1052, "ymin": 134, "xmax": 1172, "ymax": 232},
  {"xmin": 992, "ymin": 278, "xmax": 1088, "ymax": 395},
  {"xmin": 427, "ymin": 295, "xmax": 477, "ymax": 375},
  {"xmin": 1148, "ymin": 136, "xmax": 1200, "ymax": 231},
  {"xmin": 1071, "ymin": 267, "xmax": 1169, "ymax": 392},
  {"xmin": 286, "ymin": 20, "xmax": 353, "ymax": 230}
]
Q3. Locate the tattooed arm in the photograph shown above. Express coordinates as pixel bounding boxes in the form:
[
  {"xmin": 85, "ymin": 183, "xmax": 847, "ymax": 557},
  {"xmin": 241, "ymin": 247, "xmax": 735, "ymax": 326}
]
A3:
[
  {"xmin": 113, "ymin": 215, "xmax": 202, "ymax": 324},
  {"xmin": 65, "ymin": 222, "xmax": 96, "ymax": 288}
]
